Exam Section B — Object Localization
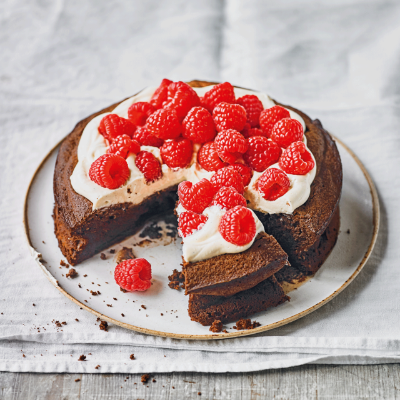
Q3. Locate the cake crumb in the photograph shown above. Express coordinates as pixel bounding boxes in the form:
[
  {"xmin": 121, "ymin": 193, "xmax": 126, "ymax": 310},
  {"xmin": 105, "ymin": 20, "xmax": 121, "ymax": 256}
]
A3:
[
  {"xmin": 75, "ymin": 319, "xmax": 79, "ymax": 322},
  {"xmin": 130, "ymin": 354, "xmax": 135, "ymax": 360},
  {"xmin": 75, "ymin": 379, "xmax": 80, "ymax": 382},
  {"xmin": 110, "ymin": 249, "xmax": 116, "ymax": 254},
  {"xmin": 346, "ymin": 229, "xmax": 350, "ymax": 234},
  {"xmin": 60, "ymin": 260, "xmax": 69, "ymax": 268},
  {"xmin": 66, "ymin": 268, "xmax": 78, "ymax": 278},
  {"xmin": 100, "ymin": 253, "xmax": 106, "ymax": 260},
  {"xmin": 168, "ymin": 269, "xmax": 185, "ymax": 290},
  {"xmin": 120, "ymin": 287, "xmax": 128, "ymax": 293},
  {"xmin": 83, "ymin": 274, "xmax": 87, "ymax": 277},
  {"xmin": 113, "ymin": 298, "xmax": 118, "ymax": 301},
  {"xmin": 78, "ymin": 355, "xmax": 86, "ymax": 361},
  {"xmin": 222, "ymin": 329, "xmax": 228, "ymax": 333},
  {"xmin": 209, "ymin": 320, "xmax": 223, "ymax": 333},
  {"xmin": 141, "ymin": 305, "xmax": 146, "ymax": 310},
  {"xmin": 233, "ymin": 318, "xmax": 261, "ymax": 330},
  {"xmin": 90, "ymin": 290, "xmax": 99, "ymax": 296},
  {"xmin": 99, "ymin": 320, "xmax": 108, "ymax": 332},
  {"xmin": 32, "ymin": 303, "xmax": 35, "ymax": 306},
  {"xmin": 141, "ymin": 374, "xmax": 150, "ymax": 384},
  {"xmin": 95, "ymin": 365, "xmax": 100, "ymax": 369},
  {"xmin": 198, "ymin": 392, "xmax": 202, "ymax": 396}
]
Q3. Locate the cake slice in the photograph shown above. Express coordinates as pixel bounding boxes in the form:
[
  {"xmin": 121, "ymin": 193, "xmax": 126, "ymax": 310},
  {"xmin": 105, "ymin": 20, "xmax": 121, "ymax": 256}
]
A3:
[
  {"xmin": 183, "ymin": 232, "xmax": 288, "ymax": 297},
  {"xmin": 188, "ymin": 275, "xmax": 289, "ymax": 326}
]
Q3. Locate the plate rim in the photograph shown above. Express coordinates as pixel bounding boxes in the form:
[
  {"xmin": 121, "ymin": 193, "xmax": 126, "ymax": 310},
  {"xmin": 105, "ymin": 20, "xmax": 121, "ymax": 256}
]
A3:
[{"xmin": 23, "ymin": 135, "xmax": 380, "ymax": 340}]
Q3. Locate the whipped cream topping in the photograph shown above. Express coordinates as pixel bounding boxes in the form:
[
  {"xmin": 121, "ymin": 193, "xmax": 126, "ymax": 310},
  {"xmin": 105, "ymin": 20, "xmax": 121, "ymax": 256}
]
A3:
[{"xmin": 177, "ymin": 204, "xmax": 264, "ymax": 263}]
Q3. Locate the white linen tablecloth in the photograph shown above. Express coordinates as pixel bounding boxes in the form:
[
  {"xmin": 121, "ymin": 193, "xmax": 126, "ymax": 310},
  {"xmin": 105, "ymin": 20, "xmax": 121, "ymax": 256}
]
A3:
[{"xmin": 0, "ymin": 0, "xmax": 399, "ymax": 373}]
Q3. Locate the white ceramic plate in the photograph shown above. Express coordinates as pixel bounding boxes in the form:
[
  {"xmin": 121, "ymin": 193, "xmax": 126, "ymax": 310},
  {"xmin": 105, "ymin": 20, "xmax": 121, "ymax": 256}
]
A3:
[{"xmin": 24, "ymin": 136, "xmax": 379, "ymax": 339}]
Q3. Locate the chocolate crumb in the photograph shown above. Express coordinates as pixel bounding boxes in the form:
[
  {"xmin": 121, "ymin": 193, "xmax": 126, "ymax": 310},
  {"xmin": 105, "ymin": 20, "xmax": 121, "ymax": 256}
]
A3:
[
  {"xmin": 100, "ymin": 253, "xmax": 106, "ymax": 260},
  {"xmin": 78, "ymin": 284, "xmax": 82, "ymax": 288},
  {"xmin": 198, "ymin": 392, "xmax": 201, "ymax": 396},
  {"xmin": 22, "ymin": 354, "xmax": 25, "ymax": 358},
  {"xmin": 60, "ymin": 260, "xmax": 69, "ymax": 268},
  {"xmin": 346, "ymin": 229, "xmax": 350, "ymax": 234},
  {"xmin": 222, "ymin": 329, "xmax": 228, "ymax": 333},
  {"xmin": 32, "ymin": 304, "xmax": 35, "ymax": 307},
  {"xmin": 120, "ymin": 287, "xmax": 127, "ymax": 293},
  {"xmin": 110, "ymin": 249, "xmax": 116, "ymax": 254},
  {"xmin": 107, "ymin": 304, "xmax": 112, "ymax": 307},
  {"xmin": 66, "ymin": 268, "xmax": 78, "ymax": 278},
  {"xmin": 99, "ymin": 321, "xmax": 108, "ymax": 332},
  {"xmin": 141, "ymin": 374, "xmax": 150, "ymax": 384},
  {"xmin": 168, "ymin": 269, "xmax": 185, "ymax": 290},
  {"xmin": 141, "ymin": 305, "xmax": 146, "ymax": 310},
  {"xmin": 95, "ymin": 365, "xmax": 100, "ymax": 369},
  {"xmin": 209, "ymin": 320, "xmax": 223, "ymax": 333},
  {"xmin": 152, "ymin": 378, "xmax": 156, "ymax": 382},
  {"xmin": 62, "ymin": 321, "xmax": 67, "ymax": 325},
  {"xmin": 75, "ymin": 379, "xmax": 80, "ymax": 382},
  {"xmin": 78, "ymin": 355, "xmax": 86, "ymax": 361},
  {"xmin": 121, "ymin": 313, "xmax": 125, "ymax": 317},
  {"xmin": 75, "ymin": 319, "xmax": 79, "ymax": 322},
  {"xmin": 113, "ymin": 298, "xmax": 118, "ymax": 301},
  {"xmin": 83, "ymin": 274, "xmax": 87, "ymax": 277},
  {"xmin": 233, "ymin": 318, "xmax": 261, "ymax": 330},
  {"xmin": 90, "ymin": 290, "xmax": 98, "ymax": 296},
  {"xmin": 130, "ymin": 354, "xmax": 135, "ymax": 360}
]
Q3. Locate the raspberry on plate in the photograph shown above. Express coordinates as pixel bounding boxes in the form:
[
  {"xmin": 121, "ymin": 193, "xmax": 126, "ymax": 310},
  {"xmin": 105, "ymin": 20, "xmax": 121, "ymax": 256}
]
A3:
[
  {"xmin": 213, "ymin": 102, "xmax": 247, "ymax": 132},
  {"xmin": 236, "ymin": 95, "xmax": 264, "ymax": 128},
  {"xmin": 214, "ymin": 129, "xmax": 248, "ymax": 164},
  {"xmin": 279, "ymin": 141, "xmax": 315, "ymax": 175},
  {"xmin": 98, "ymin": 114, "xmax": 136, "ymax": 142},
  {"xmin": 133, "ymin": 125, "xmax": 164, "ymax": 148},
  {"xmin": 89, "ymin": 153, "xmax": 130, "ymax": 189},
  {"xmin": 160, "ymin": 137, "xmax": 193, "ymax": 169},
  {"xmin": 219, "ymin": 205, "xmax": 257, "ymax": 246},
  {"xmin": 210, "ymin": 166, "xmax": 245, "ymax": 194},
  {"xmin": 241, "ymin": 124, "xmax": 264, "ymax": 139},
  {"xmin": 114, "ymin": 258, "xmax": 152, "ymax": 292},
  {"xmin": 211, "ymin": 186, "xmax": 247, "ymax": 210},
  {"xmin": 164, "ymin": 82, "xmax": 200, "ymax": 121},
  {"xmin": 135, "ymin": 150, "xmax": 162, "ymax": 182},
  {"xmin": 182, "ymin": 106, "xmax": 216, "ymax": 143},
  {"xmin": 230, "ymin": 163, "xmax": 253, "ymax": 186},
  {"xmin": 127, "ymin": 102, "xmax": 155, "ymax": 126},
  {"xmin": 107, "ymin": 134, "xmax": 141, "ymax": 159},
  {"xmin": 257, "ymin": 168, "xmax": 290, "ymax": 201},
  {"xmin": 150, "ymin": 78, "xmax": 173, "ymax": 110},
  {"xmin": 178, "ymin": 211, "xmax": 208, "ymax": 237},
  {"xmin": 197, "ymin": 142, "xmax": 227, "ymax": 172},
  {"xmin": 146, "ymin": 108, "xmax": 181, "ymax": 140},
  {"xmin": 259, "ymin": 105, "xmax": 290, "ymax": 138},
  {"xmin": 178, "ymin": 178, "xmax": 216, "ymax": 214},
  {"xmin": 201, "ymin": 82, "xmax": 236, "ymax": 112},
  {"xmin": 243, "ymin": 136, "xmax": 282, "ymax": 172},
  {"xmin": 271, "ymin": 118, "xmax": 303, "ymax": 148}
]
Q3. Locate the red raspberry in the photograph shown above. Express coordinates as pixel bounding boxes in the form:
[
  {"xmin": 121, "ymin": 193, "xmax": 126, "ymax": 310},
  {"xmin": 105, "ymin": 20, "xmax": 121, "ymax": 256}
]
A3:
[
  {"xmin": 211, "ymin": 186, "xmax": 247, "ymax": 210},
  {"xmin": 219, "ymin": 206, "xmax": 256, "ymax": 246},
  {"xmin": 98, "ymin": 114, "xmax": 136, "ymax": 142},
  {"xmin": 146, "ymin": 109, "xmax": 181, "ymax": 140},
  {"xmin": 236, "ymin": 95, "xmax": 264, "ymax": 128},
  {"xmin": 257, "ymin": 168, "xmax": 290, "ymax": 201},
  {"xmin": 133, "ymin": 125, "xmax": 164, "ymax": 148},
  {"xmin": 107, "ymin": 134, "xmax": 141, "ymax": 159},
  {"xmin": 182, "ymin": 107, "xmax": 216, "ymax": 143},
  {"xmin": 270, "ymin": 118, "xmax": 303, "ymax": 148},
  {"xmin": 150, "ymin": 78, "xmax": 173, "ymax": 110},
  {"xmin": 210, "ymin": 166, "xmax": 244, "ymax": 194},
  {"xmin": 279, "ymin": 141, "xmax": 315, "ymax": 175},
  {"xmin": 164, "ymin": 82, "xmax": 200, "ymax": 121},
  {"xmin": 201, "ymin": 82, "xmax": 236, "ymax": 112},
  {"xmin": 259, "ymin": 105, "xmax": 290, "ymax": 137},
  {"xmin": 127, "ymin": 102, "xmax": 155, "ymax": 126},
  {"xmin": 230, "ymin": 163, "xmax": 253, "ymax": 186},
  {"xmin": 160, "ymin": 137, "xmax": 193, "ymax": 169},
  {"xmin": 178, "ymin": 178, "xmax": 216, "ymax": 214},
  {"xmin": 114, "ymin": 258, "xmax": 152, "ymax": 292},
  {"xmin": 213, "ymin": 102, "xmax": 247, "ymax": 132},
  {"xmin": 178, "ymin": 211, "xmax": 208, "ymax": 238},
  {"xmin": 135, "ymin": 150, "xmax": 162, "ymax": 182},
  {"xmin": 214, "ymin": 129, "xmax": 248, "ymax": 164},
  {"xmin": 243, "ymin": 136, "xmax": 282, "ymax": 172},
  {"xmin": 197, "ymin": 142, "xmax": 227, "ymax": 172},
  {"xmin": 89, "ymin": 153, "xmax": 130, "ymax": 189},
  {"xmin": 241, "ymin": 123, "xmax": 264, "ymax": 139}
]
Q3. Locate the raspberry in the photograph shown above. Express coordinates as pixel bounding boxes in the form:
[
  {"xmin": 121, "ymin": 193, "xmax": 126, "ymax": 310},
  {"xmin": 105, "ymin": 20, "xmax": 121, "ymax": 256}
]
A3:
[
  {"xmin": 98, "ymin": 114, "xmax": 136, "ymax": 142},
  {"xmin": 236, "ymin": 95, "xmax": 264, "ymax": 128},
  {"xmin": 114, "ymin": 258, "xmax": 152, "ymax": 292},
  {"xmin": 178, "ymin": 211, "xmax": 208, "ymax": 238},
  {"xmin": 150, "ymin": 78, "xmax": 173, "ymax": 110},
  {"xmin": 270, "ymin": 118, "xmax": 303, "ymax": 148},
  {"xmin": 133, "ymin": 125, "xmax": 164, "ymax": 148},
  {"xmin": 210, "ymin": 166, "xmax": 244, "ymax": 194},
  {"xmin": 219, "ymin": 206, "xmax": 256, "ymax": 246},
  {"xmin": 243, "ymin": 136, "xmax": 282, "ymax": 172},
  {"xmin": 146, "ymin": 108, "xmax": 181, "ymax": 140},
  {"xmin": 182, "ymin": 106, "xmax": 216, "ymax": 143},
  {"xmin": 214, "ymin": 129, "xmax": 248, "ymax": 164},
  {"xmin": 230, "ymin": 163, "xmax": 253, "ymax": 186},
  {"xmin": 279, "ymin": 141, "xmax": 315, "ymax": 175},
  {"xmin": 89, "ymin": 153, "xmax": 130, "ymax": 189},
  {"xmin": 241, "ymin": 123, "xmax": 264, "ymax": 139},
  {"xmin": 211, "ymin": 186, "xmax": 247, "ymax": 210},
  {"xmin": 107, "ymin": 134, "xmax": 141, "ymax": 159},
  {"xmin": 197, "ymin": 142, "xmax": 227, "ymax": 172},
  {"xmin": 135, "ymin": 150, "xmax": 162, "ymax": 182},
  {"xmin": 257, "ymin": 168, "xmax": 290, "ymax": 201},
  {"xmin": 201, "ymin": 82, "xmax": 236, "ymax": 112},
  {"xmin": 259, "ymin": 105, "xmax": 290, "ymax": 137},
  {"xmin": 127, "ymin": 102, "xmax": 155, "ymax": 126},
  {"xmin": 164, "ymin": 82, "xmax": 200, "ymax": 121},
  {"xmin": 213, "ymin": 102, "xmax": 247, "ymax": 132},
  {"xmin": 178, "ymin": 178, "xmax": 215, "ymax": 214},
  {"xmin": 160, "ymin": 137, "xmax": 193, "ymax": 169}
]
